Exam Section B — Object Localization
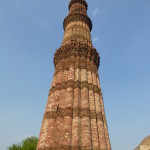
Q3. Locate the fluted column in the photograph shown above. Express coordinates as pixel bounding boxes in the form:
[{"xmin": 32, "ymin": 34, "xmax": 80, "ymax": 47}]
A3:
[
  {"xmin": 80, "ymin": 56, "xmax": 92, "ymax": 149},
  {"xmin": 37, "ymin": 0, "xmax": 111, "ymax": 149},
  {"xmin": 87, "ymin": 59, "xmax": 100, "ymax": 149}
]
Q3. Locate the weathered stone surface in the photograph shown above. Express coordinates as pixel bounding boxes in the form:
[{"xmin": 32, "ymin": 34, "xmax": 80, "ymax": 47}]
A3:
[{"xmin": 37, "ymin": 0, "xmax": 111, "ymax": 150}]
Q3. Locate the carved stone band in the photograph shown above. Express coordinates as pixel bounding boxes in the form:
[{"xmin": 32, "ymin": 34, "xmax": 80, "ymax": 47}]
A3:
[
  {"xmin": 63, "ymin": 13, "xmax": 92, "ymax": 31},
  {"xmin": 54, "ymin": 41, "xmax": 100, "ymax": 68},
  {"xmin": 64, "ymin": 24, "xmax": 90, "ymax": 33},
  {"xmin": 49, "ymin": 80, "xmax": 102, "ymax": 95},
  {"xmin": 44, "ymin": 107, "xmax": 103, "ymax": 122}
]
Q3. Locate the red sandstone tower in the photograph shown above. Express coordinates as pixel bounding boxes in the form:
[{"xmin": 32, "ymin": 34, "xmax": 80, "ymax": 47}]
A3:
[{"xmin": 37, "ymin": 0, "xmax": 111, "ymax": 149}]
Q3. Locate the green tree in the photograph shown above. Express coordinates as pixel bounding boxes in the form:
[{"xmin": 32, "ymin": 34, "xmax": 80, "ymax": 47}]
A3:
[
  {"xmin": 8, "ymin": 144, "xmax": 21, "ymax": 150},
  {"xmin": 8, "ymin": 137, "xmax": 38, "ymax": 150},
  {"xmin": 22, "ymin": 137, "xmax": 38, "ymax": 150}
]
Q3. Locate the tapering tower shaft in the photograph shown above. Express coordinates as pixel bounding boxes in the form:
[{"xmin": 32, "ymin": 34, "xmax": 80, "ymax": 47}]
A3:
[{"xmin": 37, "ymin": 0, "xmax": 111, "ymax": 149}]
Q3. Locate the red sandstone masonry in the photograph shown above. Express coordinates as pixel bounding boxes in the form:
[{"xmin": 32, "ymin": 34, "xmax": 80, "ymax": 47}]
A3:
[
  {"xmin": 100, "ymin": 91, "xmax": 111, "ymax": 150},
  {"xmin": 37, "ymin": 57, "xmax": 111, "ymax": 150},
  {"xmin": 72, "ymin": 55, "xmax": 81, "ymax": 148},
  {"xmin": 87, "ymin": 59, "xmax": 100, "ymax": 149},
  {"xmin": 37, "ymin": 0, "xmax": 111, "ymax": 149},
  {"xmin": 81, "ymin": 87, "xmax": 92, "ymax": 148},
  {"xmin": 90, "ymin": 63, "xmax": 107, "ymax": 149}
]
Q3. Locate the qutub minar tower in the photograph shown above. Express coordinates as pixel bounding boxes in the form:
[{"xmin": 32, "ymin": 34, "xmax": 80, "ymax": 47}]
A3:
[{"xmin": 37, "ymin": 0, "xmax": 111, "ymax": 149}]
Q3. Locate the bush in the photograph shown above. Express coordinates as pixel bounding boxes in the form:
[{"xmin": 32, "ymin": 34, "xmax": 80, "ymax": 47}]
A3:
[{"xmin": 8, "ymin": 137, "xmax": 38, "ymax": 150}]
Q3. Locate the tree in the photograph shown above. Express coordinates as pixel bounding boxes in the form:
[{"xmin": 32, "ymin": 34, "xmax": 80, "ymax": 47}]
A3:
[
  {"xmin": 22, "ymin": 137, "xmax": 38, "ymax": 150},
  {"xmin": 8, "ymin": 144, "xmax": 21, "ymax": 150},
  {"xmin": 8, "ymin": 137, "xmax": 38, "ymax": 150}
]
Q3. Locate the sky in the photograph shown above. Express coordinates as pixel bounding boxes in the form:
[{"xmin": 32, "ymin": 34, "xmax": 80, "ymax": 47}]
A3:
[{"xmin": 0, "ymin": 0, "xmax": 150, "ymax": 150}]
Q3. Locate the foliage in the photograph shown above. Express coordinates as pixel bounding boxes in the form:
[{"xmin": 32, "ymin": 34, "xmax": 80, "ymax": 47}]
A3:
[
  {"xmin": 8, "ymin": 137, "xmax": 38, "ymax": 150},
  {"xmin": 8, "ymin": 144, "xmax": 22, "ymax": 150}
]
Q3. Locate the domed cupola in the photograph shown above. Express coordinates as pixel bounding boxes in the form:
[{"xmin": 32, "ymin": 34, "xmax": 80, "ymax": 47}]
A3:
[{"xmin": 135, "ymin": 135, "xmax": 150, "ymax": 150}]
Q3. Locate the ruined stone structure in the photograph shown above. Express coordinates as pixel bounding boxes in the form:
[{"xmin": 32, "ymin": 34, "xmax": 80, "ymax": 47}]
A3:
[
  {"xmin": 135, "ymin": 135, "xmax": 150, "ymax": 150},
  {"xmin": 37, "ymin": 0, "xmax": 111, "ymax": 149}
]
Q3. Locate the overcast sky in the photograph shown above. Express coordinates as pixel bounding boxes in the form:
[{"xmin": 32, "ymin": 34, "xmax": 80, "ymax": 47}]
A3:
[{"xmin": 0, "ymin": 0, "xmax": 150, "ymax": 150}]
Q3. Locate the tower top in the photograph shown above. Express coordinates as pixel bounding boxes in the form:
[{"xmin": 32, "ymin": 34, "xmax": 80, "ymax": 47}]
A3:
[
  {"xmin": 62, "ymin": 0, "xmax": 93, "ymax": 47},
  {"xmin": 69, "ymin": 0, "xmax": 88, "ymax": 10},
  {"xmin": 63, "ymin": 0, "xmax": 92, "ymax": 33}
]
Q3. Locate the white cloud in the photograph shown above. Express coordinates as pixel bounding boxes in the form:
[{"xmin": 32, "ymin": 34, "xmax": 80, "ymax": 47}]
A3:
[
  {"xmin": 18, "ymin": 133, "xmax": 33, "ymax": 141},
  {"xmin": 92, "ymin": 37, "xmax": 99, "ymax": 42},
  {"xmin": 64, "ymin": 0, "xmax": 70, "ymax": 7},
  {"xmin": 92, "ymin": 8, "xmax": 98, "ymax": 18}
]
